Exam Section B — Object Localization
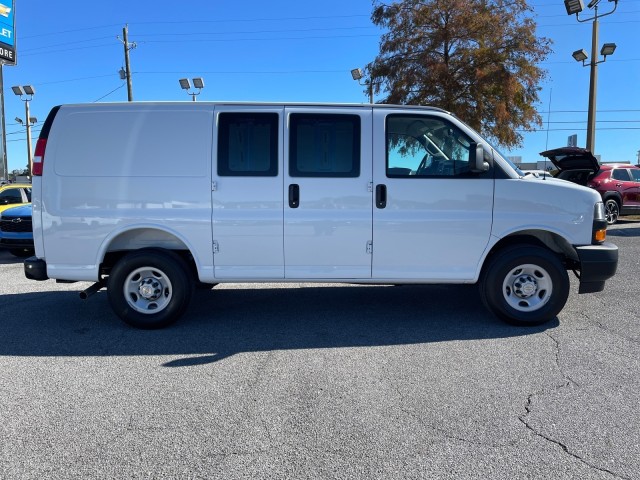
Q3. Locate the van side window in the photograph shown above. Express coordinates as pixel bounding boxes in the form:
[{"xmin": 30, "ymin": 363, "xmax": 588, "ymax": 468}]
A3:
[
  {"xmin": 289, "ymin": 114, "xmax": 360, "ymax": 177},
  {"xmin": 386, "ymin": 115, "xmax": 474, "ymax": 178},
  {"xmin": 218, "ymin": 112, "xmax": 278, "ymax": 176}
]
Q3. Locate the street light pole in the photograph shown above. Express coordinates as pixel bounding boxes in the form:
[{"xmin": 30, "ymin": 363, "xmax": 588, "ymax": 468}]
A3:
[
  {"xmin": 565, "ymin": 0, "xmax": 618, "ymax": 155},
  {"xmin": 586, "ymin": 14, "xmax": 599, "ymax": 153},
  {"xmin": 24, "ymin": 99, "xmax": 33, "ymax": 175}
]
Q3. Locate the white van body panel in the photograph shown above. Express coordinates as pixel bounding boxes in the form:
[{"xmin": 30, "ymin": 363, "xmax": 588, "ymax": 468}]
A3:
[
  {"xmin": 491, "ymin": 177, "xmax": 600, "ymax": 243},
  {"xmin": 39, "ymin": 103, "xmax": 214, "ymax": 281}
]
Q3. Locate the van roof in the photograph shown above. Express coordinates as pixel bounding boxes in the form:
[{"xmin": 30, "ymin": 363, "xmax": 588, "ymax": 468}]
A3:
[{"xmin": 59, "ymin": 101, "xmax": 451, "ymax": 113}]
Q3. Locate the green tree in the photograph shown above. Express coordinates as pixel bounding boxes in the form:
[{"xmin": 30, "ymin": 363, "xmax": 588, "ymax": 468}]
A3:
[{"xmin": 367, "ymin": 0, "xmax": 552, "ymax": 147}]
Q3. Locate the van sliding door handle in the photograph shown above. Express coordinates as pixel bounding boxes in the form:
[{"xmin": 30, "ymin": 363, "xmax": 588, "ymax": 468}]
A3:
[
  {"xmin": 289, "ymin": 184, "xmax": 300, "ymax": 208},
  {"xmin": 376, "ymin": 184, "xmax": 387, "ymax": 209}
]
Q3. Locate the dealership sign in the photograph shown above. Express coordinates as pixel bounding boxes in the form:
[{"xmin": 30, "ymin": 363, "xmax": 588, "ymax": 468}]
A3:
[{"xmin": 0, "ymin": 1, "xmax": 15, "ymax": 64}]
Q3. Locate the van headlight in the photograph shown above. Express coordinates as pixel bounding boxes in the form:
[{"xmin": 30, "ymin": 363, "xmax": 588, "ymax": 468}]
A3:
[{"xmin": 592, "ymin": 202, "xmax": 607, "ymax": 244}]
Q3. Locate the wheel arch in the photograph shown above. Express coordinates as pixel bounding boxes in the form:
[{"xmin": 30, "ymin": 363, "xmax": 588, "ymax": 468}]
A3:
[
  {"xmin": 480, "ymin": 230, "xmax": 576, "ymax": 279},
  {"xmin": 96, "ymin": 225, "xmax": 201, "ymax": 280},
  {"xmin": 601, "ymin": 191, "xmax": 622, "ymax": 206}
]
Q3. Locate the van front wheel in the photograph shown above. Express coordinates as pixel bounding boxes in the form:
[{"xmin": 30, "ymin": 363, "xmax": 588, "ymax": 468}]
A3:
[
  {"xmin": 107, "ymin": 249, "xmax": 194, "ymax": 329},
  {"xmin": 480, "ymin": 245, "xmax": 569, "ymax": 326}
]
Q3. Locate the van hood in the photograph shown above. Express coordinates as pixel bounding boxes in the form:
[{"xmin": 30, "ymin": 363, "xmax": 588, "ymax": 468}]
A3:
[{"xmin": 539, "ymin": 147, "xmax": 600, "ymax": 173}]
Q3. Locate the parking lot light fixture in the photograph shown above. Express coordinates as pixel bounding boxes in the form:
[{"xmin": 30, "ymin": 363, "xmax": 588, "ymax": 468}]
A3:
[
  {"xmin": 350, "ymin": 67, "xmax": 374, "ymax": 103},
  {"xmin": 351, "ymin": 68, "xmax": 364, "ymax": 81},
  {"xmin": 572, "ymin": 49, "xmax": 589, "ymax": 63},
  {"xmin": 600, "ymin": 43, "xmax": 616, "ymax": 57},
  {"xmin": 178, "ymin": 77, "xmax": 204, "ymax": 101},
  {"xmin": 192, "ymin": 77, "xmax": 205, "ymax": 89},
  {"xmin": 565, "ymin": 0, "xmax": 584, "ymax": 15}
]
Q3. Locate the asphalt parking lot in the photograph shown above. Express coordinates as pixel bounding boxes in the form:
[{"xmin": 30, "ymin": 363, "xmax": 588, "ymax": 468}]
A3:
[{"xmin": 1, "ymin": 221, "xmax": 639, "ymax": 479}]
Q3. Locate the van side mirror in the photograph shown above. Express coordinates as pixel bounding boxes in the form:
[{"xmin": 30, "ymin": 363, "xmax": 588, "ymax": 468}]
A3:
[{"xmin": 470, "ymin": 143, "xmax": 490, "ymax": 173}]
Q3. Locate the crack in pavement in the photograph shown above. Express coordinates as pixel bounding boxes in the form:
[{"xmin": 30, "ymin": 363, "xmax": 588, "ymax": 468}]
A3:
[{"xmin": 518, "ymin": 332, "xmax": 631, "ymax": 480}]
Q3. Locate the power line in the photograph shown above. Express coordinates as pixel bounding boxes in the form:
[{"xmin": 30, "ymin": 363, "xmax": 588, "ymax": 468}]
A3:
[
  {"xmin": 93, "ymin": 84, "xmax": 126, "ymax": 102},
  {"xmin": 20, "ymin": 14, "xmax": 372, "ymax": 40}
]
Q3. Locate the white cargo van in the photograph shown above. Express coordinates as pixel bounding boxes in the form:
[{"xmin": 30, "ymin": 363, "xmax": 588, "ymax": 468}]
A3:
[{"xmin": 25, "ymin": 102, "xmax": 618, "ymax": 329}]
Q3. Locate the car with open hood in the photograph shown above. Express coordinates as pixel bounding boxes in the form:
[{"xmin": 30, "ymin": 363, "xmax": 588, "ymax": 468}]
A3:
[{"xmin": 540, "ymin": 147, "xmax": 640, "ymax": 224}]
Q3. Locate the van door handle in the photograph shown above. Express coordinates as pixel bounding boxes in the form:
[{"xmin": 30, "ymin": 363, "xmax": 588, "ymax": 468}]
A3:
[
  {"xmin": 376, "ymin": 184, "xmax": 387, "ymax": 209},
  {"xmin": 289, "ymin": 184, "xmax": 300, "ymax": 208}
]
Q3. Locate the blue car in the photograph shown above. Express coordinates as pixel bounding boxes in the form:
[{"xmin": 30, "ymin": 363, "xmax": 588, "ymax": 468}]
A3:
[{"xmin": 0, "ymin": 203, "xmax": 34, "ymax": 257}]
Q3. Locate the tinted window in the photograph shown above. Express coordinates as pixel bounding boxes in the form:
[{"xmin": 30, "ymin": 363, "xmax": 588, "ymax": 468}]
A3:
[
  {"xmin": 289, "ymin": 114, "xmax": 360, "ymax": 177},
  {"xmin": 630, "ymin": 169, "xmax": 640, "ymax": 181},
  {"xmin": 386, "ymin": 115, "xmax": 474, "ymax": 178},
  {"xmin": 0, "ymin": 189, "xmax": 22, "ymax": 205},
  {"xmin": 218, "ymin": 112, "xmax": 278, "ymax": 177},
  {"xmin": 611, "ymin": 169, "xmax": 631, "ymax": 181},
  {"xmin": 25, "ymin": 188, "xmax": 32, "ymax": 202}
]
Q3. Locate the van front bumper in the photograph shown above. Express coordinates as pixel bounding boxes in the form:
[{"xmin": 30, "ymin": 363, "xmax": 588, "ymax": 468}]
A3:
[
  {"xmin": 575, "ymin": 242, "xmax": 618, "ymax": 294},
  {"xmin": 24, "ymin": 256, "xmax": 49, "ymax": 281}
]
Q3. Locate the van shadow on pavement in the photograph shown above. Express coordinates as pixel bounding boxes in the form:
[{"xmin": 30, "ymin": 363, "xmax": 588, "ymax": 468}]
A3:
[{"xmin": 0, "ymin": 283, "xmax": 557, "ymax": 365}]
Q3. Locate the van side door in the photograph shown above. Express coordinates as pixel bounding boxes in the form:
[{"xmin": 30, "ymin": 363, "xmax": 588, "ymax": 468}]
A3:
[
  {"xmin": 211, "ymin": 106, "xmax": 284, "ymax": 279},
  {"xmin": 372, "ymin": 110, "xmax": 494, "ymax": 281},
  {"xmin": 284, "ymin": 107, "xmax": 373, "ymax": 278}
]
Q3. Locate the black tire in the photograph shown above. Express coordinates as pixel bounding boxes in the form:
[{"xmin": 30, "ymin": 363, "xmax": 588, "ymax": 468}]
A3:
[
  {"xmin": 9, "ymin": 248, "xmax": 35, "ymax": 258},
  {"xmin": 604, "ymin": 198, "xmax": 620, "ymax": 225},
  {"xmin": 479, "ymin": 245, "xmax": 569, "ymax": 326},
  {"xmin": 107, "ymin": 249, "xmax": 194, "ymax": 329}
]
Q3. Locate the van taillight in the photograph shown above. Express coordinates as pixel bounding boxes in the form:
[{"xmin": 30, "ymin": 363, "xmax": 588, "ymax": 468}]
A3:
[{"xmin": 32, "ymin": 138, "xmax": 47, "ymax": 176}]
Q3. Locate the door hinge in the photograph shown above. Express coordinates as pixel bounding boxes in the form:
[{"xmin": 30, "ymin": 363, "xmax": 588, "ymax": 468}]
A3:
[
  {"xmin": 213, "ymin": 241, "xmax": 219, "ymax": 254},
  {"xmin": 212, "ymin": 181, "xmax": 218, "ymax": 192},
  {"xmin": 367, "ymin": 181, "xmax": 374, "ymax": 192},
  {"xmin": 366, "ymin": 240, "xmax": 373, "ymax": 254}
]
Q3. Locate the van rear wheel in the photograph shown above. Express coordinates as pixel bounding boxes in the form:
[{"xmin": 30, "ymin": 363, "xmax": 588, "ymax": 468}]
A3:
[
  {"xmin": 107, "ymin": 249, "xmax": 194, "ymax": 329},
  {"xmin": 480, "ymin": 245, "xmax": 569, "ymax": 326}
]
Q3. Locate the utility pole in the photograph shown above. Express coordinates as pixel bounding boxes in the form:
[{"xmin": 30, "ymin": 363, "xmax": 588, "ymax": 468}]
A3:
[{"xmin": 119, "ymin": 25, "xmax": 136, "ymax": 102}]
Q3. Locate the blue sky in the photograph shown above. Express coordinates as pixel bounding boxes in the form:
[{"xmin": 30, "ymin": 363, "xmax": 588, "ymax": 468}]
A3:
[{"xmin": 2, "ymin": 0, "xmax": 639, "ymax": 174}]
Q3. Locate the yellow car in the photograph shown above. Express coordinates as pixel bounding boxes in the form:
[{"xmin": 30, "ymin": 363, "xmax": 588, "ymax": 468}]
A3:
[{"xmin": 0, "ymin": 183, "xmax": 32, "ymax": 214}]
